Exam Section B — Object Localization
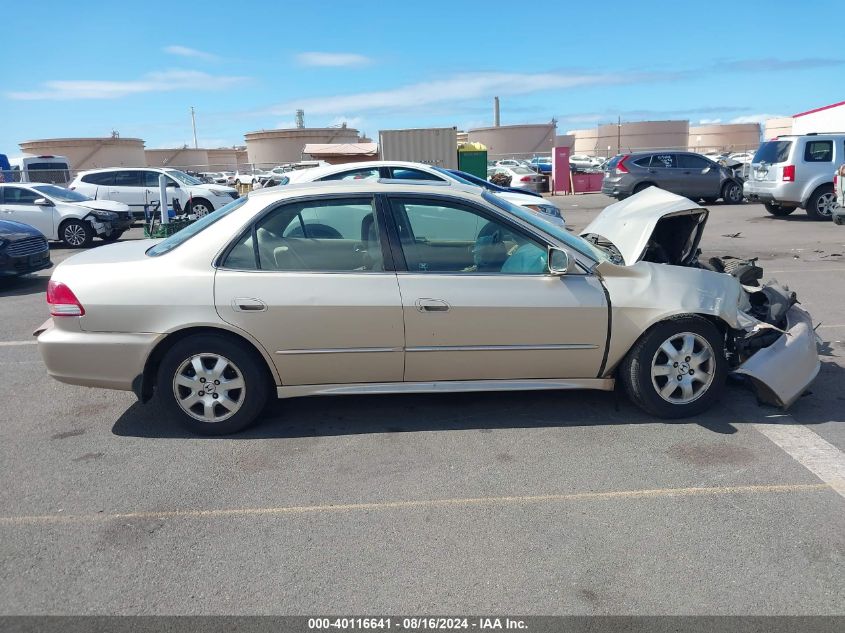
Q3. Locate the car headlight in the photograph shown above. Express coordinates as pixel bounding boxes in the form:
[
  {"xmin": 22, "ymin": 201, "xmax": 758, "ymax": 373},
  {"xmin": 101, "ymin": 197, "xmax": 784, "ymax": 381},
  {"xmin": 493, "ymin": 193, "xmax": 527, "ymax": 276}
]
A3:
[{"xmin": 88, "ymin": 210, "xmax": 118, "ymax": 221}]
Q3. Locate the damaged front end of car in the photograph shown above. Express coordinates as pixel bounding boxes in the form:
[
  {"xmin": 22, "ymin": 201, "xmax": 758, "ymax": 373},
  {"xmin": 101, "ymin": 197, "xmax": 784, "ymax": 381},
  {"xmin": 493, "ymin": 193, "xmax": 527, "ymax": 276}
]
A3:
[{"xmin": 582, "ymin": 187, "xmax": 821, "ymax": 410}]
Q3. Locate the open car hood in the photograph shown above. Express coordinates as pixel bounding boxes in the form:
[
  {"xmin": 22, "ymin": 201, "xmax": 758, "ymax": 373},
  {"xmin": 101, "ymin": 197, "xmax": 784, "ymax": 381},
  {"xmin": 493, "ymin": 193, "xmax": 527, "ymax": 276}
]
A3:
[{"xmin": 581, "ymin": 188, "xmax": 708, "ymax": 266}]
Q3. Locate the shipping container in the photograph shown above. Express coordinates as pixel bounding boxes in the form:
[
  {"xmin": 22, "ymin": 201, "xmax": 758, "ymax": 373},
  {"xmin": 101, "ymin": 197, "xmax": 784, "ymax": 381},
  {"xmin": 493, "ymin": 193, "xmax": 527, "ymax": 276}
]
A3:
[{"xmin": 378, "ymin": 128, "xmax": 458, "ymax": 169}]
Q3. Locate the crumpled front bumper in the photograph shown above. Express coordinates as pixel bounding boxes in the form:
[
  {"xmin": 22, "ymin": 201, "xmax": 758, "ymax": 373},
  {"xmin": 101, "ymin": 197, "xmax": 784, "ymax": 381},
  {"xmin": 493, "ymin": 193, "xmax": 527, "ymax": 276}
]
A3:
[{"xmin": 733, "ymin": 304, "xmax": 820, "ymax": 409}]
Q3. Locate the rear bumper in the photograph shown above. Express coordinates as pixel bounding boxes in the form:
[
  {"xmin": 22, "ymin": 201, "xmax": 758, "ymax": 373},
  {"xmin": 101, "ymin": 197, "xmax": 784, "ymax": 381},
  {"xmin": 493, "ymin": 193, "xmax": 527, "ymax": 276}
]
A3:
[
  {"xmin": 733, "ymin": 305, "xmax": 820, "ymax": 409},
  {"xmin": 743, "ymin": 181, "xmax": 802, "ymax": 207},
  {"xmin": 0, "ymin": 250, "xmax": 52, "ymax": 277},
  {"xmin": 36, "ymin": 318, "xmax": 158, "ymax": 391}
]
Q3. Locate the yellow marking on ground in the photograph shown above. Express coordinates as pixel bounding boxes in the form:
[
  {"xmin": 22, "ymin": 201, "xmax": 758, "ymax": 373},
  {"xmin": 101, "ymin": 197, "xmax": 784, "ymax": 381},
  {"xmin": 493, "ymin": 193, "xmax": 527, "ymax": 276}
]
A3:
[{"xmin": 0, "ymin": 483, "xmax": 830, "ymax": 527}]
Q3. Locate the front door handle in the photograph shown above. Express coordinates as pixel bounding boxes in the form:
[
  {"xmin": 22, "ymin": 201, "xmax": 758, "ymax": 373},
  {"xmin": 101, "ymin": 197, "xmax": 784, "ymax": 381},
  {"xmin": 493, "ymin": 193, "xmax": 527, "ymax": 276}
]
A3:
[
  {"xmin": 416, "ymin": 298, "xmax": 450, "ymax": 313},
  {"xmin": 232, "ymin": 297, "xmax": 267, "ymax": 312}
]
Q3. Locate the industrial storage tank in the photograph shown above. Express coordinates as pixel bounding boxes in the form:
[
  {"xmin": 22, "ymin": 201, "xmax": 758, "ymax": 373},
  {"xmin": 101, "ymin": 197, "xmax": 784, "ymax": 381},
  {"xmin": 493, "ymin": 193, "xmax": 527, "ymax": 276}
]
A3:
[
  {"xmin": 244, "ymin": 127, "xmax": 360, "ymax": 166},
  {"xmin": 205, "ymin": 148, "xmax": 240, "ymax": 171},
  {"xmin": 145, "ymin": 148, "xmax": 210, "ymax": 171},
  {"xmin": 689, "ymin": 123, "xmax": 760, "ymax": 152},
  {"xmin": 18, "ymin": 137, "xmax": 145, "ymax": 171},
  {"xmin": 467, "ymin": 123, "xmax": 556, "ymax": 159},
  {"xmin": 573, "ymin": 120, "xmax": 690, "ymax": 156}
]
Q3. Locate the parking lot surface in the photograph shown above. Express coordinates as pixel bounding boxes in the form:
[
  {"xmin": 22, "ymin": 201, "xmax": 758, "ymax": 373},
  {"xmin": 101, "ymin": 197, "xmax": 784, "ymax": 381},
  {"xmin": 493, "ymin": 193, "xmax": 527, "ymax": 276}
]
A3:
[{"xmin": 1, "ymin": 195, "xmax": 843, "ymax": 614}]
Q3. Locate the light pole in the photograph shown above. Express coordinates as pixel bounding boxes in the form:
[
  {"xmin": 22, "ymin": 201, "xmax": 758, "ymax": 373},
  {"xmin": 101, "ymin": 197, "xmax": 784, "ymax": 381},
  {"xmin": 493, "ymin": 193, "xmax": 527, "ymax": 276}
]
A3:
[{"xmin": 190, "ymin": 106, "xmax": 198, "ymax": 149}]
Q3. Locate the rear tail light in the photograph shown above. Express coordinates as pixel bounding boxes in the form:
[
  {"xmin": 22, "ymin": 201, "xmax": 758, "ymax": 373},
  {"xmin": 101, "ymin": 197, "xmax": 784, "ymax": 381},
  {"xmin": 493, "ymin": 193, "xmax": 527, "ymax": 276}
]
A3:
[
  {"xmin": 835, "ymin": 174, "xmax": 839, "ymax": 189},
  {"xmin": 47, "ymin": 280, "xmax": 85, "ymax": 317},
  {"xmin": 615, "ymin": 155, "xmax": 630, "ymax": 174},
  {"xmin": 520, "ymin": 176, "xmax": 532, "ymax": 182},
  {"xmin": 782, "ymin": 165, "xmax": 795, "ymax": 182}
]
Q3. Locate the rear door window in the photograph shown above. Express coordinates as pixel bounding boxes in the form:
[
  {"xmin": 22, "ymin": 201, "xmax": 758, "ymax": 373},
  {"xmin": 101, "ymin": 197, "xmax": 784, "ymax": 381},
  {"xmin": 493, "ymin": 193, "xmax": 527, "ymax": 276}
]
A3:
[
  {"xmin": 754, "ymin": 141, "xmax": 792, "ymax": 164},
  {"xmin": 112, "ymin": 170, "xmax": 142, "ymax": 187},
  {"xmin": 803, "ymin": 140, "xmax": 832, "ymax": 162},
  {"xmin": 650, "ymin": 154, "xmax": 676, "ymax": 169}
]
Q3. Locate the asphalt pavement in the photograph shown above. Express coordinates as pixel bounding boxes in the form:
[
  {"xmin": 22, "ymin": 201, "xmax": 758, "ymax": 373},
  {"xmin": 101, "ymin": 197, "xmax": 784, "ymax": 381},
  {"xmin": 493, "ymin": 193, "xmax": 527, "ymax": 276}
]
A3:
[{"xmin": 0, "ymin": 195, "xmax": 843, "ymax": 615}]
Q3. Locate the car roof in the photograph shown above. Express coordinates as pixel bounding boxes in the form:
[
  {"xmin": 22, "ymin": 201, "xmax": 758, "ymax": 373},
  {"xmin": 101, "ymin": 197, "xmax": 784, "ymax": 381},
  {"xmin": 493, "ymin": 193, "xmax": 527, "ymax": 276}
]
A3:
[
  {"xmin": 248, "ymin": 179, "xmax": 483, "ymax": 200},
  {"xmin": 286, "ymin": 160, "xmax": 446, "ymax": 180},
  {"xmin": 76, "ymin": 166, "xmax": 167, "ymax": 175}
]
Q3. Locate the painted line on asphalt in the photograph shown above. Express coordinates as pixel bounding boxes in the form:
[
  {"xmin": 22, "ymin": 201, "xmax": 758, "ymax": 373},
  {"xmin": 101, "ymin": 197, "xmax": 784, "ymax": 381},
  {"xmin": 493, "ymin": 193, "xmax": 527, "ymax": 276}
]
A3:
[
  {"xmin": 0, "ymin": 483, "xmax": 829, "ymax": 527},
  {"xmin": 765, "ymin": 268, "xmax": 845, "ymax": 273},
  {"xmin": 0, "ymin": 340, "xmax": 37, "ymax": 347},
  {"xmin": 754, "ymin": 416, "xmax": 845, "ymax": 499}
]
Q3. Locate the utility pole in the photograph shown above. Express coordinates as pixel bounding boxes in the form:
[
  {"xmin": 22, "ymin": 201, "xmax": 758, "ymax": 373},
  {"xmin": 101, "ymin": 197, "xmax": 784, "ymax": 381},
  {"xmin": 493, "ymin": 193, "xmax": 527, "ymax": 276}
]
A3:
[
  {"xmin": 617, "ymin": 115, "xmax": 621, "ymax": 155},
  {"xmin": 190, "ymin": 106, "xmax": 198, "ymax": 149}
]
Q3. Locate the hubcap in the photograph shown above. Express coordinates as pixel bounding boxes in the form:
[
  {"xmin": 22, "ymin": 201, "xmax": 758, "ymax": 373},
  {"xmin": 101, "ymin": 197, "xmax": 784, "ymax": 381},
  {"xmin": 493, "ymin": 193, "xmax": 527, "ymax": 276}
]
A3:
[
  {"xmin": 192, "ymin": 203, "xmax": 210, "ymax": 217},
  {"xmin": 65, "ymin": 224, "xmax": 85, "ymax": 246},
  {"xmin": 816, "ymin": 192, "xmax": 837, "ymax": 217},
  {"xmin": 650, "ymin": 332, "xmax": 716, "ymax": 405},
  {"xmin": 172, "ymin": 353, "xmax": 246, "ymax": 423},
  {"xmin": 728, "ymin": 184, "xmax": 741, "ymax": 202}
]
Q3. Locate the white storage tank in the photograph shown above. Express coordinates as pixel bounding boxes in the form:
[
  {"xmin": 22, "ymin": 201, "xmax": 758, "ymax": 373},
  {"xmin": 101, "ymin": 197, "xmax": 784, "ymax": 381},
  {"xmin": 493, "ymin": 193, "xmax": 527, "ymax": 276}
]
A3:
[
  {"xmin": 18, "ymin": 137, "xmax": 146, "ymax": 171},
  {"xmin": 378, "ymin": 127, "xmax": 458, "ymax": 168},
  {"xmin": 244, "ymin": 127, "xmax": 360, "ymax": 166}
]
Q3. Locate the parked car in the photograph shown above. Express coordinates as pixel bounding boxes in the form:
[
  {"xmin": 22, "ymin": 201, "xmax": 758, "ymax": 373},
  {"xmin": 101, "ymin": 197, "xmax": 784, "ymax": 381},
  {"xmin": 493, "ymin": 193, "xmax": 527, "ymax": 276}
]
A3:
[
  {"xmin": 602, "ymin": 151, "xmax": 744, "ymax": 204},
  {"xmin": 0, "ymin": 183, "xmax": 124, "ymax": 247},
  {"xmin": 443, "ymin": 168, "xmax": 543, "ymax": 198},
  {"xmin": 529, "ymin": 157, "xmax": 552, "ymax": 174},
  {"xmin": 0, "ymin": 154, "xmax": 11, "ymax": 183},
  {"xmin": 744, "ymin": 134, "xmax": 845, "ymax": 220},
  {"xmin": 7, "ymin": 155, "xmax": 71, "ymax": 185},
  {"xmin": 833, "ymin": 164, "xmax": 845, "ymax": 225},
  {"xmin": 569, "ymin": 154, "xmax": 603, "ymax": 171},
  {"xmin": 70, "ymin": 168, "xmax": 238, "ymax": 218},
  {"xmin": 0, "ymin": 219, "xmax": 51, "ymax": 277},
  {"xmin": 282, "ymin": 160, "xmax": 562, "ymax": 221},
  {"xmin": 36, "ymin": 185, "xmax": 818, "ymax": 435},
  {"xmin": 200, "ymin": 171, "xmax": 235, "ymax": 186},
  {"xmin": 489, "ymin": 166, "xmax": 544, "ymax": 193}
]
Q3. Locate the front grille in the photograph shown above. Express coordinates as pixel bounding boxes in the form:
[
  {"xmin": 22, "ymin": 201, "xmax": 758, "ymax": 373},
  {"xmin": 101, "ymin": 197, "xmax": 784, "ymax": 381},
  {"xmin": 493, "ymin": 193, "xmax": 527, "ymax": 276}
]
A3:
[{"xmin": 7, "ymin": 236, "xmax": 48, "ymax": 257}]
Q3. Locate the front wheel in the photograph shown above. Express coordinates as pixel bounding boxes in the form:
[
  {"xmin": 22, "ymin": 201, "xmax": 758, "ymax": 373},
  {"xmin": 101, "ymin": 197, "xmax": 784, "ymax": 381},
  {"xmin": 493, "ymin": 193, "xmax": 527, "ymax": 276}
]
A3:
[
  {"xmin": 620, "ymin": 316, "xmax": 727, "ymax": 419},
  {"xmin": 806, "ymin": 185, "xmax": 837, "ymax": 220},
  {"xmin": 59, "ymin": 219, "xmax": 93, "ymax": 248},
  {"xmin": 721, "ymin": 181, "xmax": 744, "ymax": 204},
  {"xmin": 189, "ymin": 198, "xmax": 213, "ymax": 218},
  {"xmin": 156, "ymin": 334, "xmax": 270, "ymax": 435},
  {"xmin": 764, "ymin": 203, "xmax": 796, "ymax": 216}
]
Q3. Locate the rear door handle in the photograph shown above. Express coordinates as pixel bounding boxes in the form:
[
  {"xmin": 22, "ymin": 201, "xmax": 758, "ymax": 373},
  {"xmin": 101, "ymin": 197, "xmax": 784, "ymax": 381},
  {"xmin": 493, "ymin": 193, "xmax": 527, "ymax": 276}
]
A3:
[
  {"xmin": 233, "ymin": 297, "xmax": 267, "ymax": 312},
  {"xmin": 416, "ymin": 298, "xmax": 450, "ymax": 313}
]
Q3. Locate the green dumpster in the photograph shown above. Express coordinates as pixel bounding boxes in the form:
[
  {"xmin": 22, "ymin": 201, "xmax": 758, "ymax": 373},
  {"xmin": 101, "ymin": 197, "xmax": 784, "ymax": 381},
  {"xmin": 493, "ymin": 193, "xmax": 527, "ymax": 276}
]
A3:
[{"xmin": 458, "ymin": 142, "xmax": 488, "ymax": 179}]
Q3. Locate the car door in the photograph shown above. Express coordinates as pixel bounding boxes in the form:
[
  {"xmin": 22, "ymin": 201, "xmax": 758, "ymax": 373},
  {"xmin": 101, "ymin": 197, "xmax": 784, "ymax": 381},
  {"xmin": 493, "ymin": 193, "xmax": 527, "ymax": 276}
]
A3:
[
  {"xmin": 0, "ymin": 186, "xmax": 56, "ymax": 238},
  {"xmin": 676, "ymin": 153, "xmax": 720, "ymax": 198},
  {"xmin": 384, "ymin": 194, "xmax": 608, "ymax": 382},
  {"xmin": 214, "ymin": 194, "xmax": 405, "ymax": 386},
  {"xmin": 644, "ymin": 153, "xmax": 680, "ymax": 192},
  {"xmin": 107, "ymin": 170, "xmax": 146, "ymax": 212}
]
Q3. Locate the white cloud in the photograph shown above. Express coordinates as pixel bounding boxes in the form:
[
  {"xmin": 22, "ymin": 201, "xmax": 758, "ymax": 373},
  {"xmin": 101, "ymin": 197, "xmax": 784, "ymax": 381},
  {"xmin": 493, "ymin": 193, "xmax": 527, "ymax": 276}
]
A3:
[
  {"xmin": 329, "ymin": 115, "xmax": 364, "ymax": 129},
  {"xmin": 163, "ymin": 45, "xmax": 219, "ymax": 61},
  {"xmin": 729, "ymin": 113, "xmax": 784, "ymax": 124},
  {"xmin": 274, "ymin": 120, "xmax": 297, "ymax": 129},
  {"xmin": 698, "ymin": 118, "xmax": 723, "ymax": 125},
  {"xmin": 295, "ymin": 52, "xmax": 373, "ymax": 67},
  {"xmin": 269, "ymin": 70, "xmax": 654, "ymax": 117},
  {"xmin": 7, "ymin": 70, "xmax": 247, "ymax": 100}
]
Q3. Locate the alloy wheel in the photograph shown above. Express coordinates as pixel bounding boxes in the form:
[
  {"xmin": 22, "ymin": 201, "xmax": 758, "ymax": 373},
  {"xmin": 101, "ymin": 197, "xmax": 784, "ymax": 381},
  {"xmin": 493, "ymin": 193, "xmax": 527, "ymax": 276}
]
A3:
[
  {"xmin": 650, "ymin": 332, "xmax": 716, "ymax": 405},
  {"xmin": 192, "ymin": 203, "xmax": 211, "ymax": 218},
  {"xmin": 64, "ymin": 224, "xmax": 86, "ymax": 247},
  {"xmin": 172, "ymin": 353, "xmax": 246, "ymax": 423},
  {"xmin": 816, "ymin": 192, "xmax": 837, "ymax": 217}
]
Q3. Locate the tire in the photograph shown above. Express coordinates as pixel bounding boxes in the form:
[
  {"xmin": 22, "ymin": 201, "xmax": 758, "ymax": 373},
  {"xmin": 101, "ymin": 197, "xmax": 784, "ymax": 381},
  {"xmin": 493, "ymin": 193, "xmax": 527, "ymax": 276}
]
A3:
[
  {"xmin": 764, "ymin": 203, "xmax": 796, "ymax": 216},
  {"xmin": 189, "ymin": 198, "xmax": 213, "ymax": 218},
  {"xmin": 632, "ymin": 182, "xmax": 655, "ymax": 195},
  {"xmin": 101, "ymin": 230, "xmax": 125, "ymax": 242},
  {"xmin": 59, "ymin": 219, "xmax": 93, "ymax": 248},
  {"xmin": 156, "ymin": 334, "xmax": 271, "ymax": 435},
  {"xmin": 721, "ymin": 181, "xmax": 744, "ymax": 204},
  {"xmin": 620, "ymin": 316, "xmax": 727, "ymax": 419},
  {"xmin": 805, "ymin": 185, "xmax": 837, "ymax": 221}
]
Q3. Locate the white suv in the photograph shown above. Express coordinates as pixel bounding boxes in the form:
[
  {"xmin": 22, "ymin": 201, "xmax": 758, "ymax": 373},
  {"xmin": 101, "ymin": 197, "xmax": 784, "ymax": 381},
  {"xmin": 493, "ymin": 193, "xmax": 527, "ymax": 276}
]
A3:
[
  {"xmin": 70, "ymin": 168, "xmax": 239, "ymax": 217},
  {"xmin": 744, "ymin": 134, "xmax": 844, "ymax": 220}
]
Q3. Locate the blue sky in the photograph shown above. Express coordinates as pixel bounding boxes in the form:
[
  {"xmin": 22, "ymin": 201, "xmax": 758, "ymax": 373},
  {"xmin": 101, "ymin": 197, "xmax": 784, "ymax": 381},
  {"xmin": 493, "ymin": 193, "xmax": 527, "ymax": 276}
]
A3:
[{"xmin": 2, "ymin": 0, "xmax": 841, "ymax": 151}]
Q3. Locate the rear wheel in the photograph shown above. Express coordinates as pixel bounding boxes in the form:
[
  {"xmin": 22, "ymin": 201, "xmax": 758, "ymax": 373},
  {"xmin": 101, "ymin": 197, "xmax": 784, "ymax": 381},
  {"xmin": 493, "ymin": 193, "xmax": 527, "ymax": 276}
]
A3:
[
  {"xmin": 721, "ymin": 181, "xmax": 744, "ymax": 204},
  {"xmin": 59, "ymin": 219, "xmax": 93, "ymax": 248},
  {"xmin": 764, "ymin": 202, "xmax": 796, "ymax": 216},
  {"xmin": 806, "ymin": 185, "xmax": 837, "ymax": 220},
  {"xmin": 156, "ymin": 334, "xmax": 270, "ymax": 435},
  {"xmin": 620, "ymin": 316, "xmax": 727, "ymax": 419}
]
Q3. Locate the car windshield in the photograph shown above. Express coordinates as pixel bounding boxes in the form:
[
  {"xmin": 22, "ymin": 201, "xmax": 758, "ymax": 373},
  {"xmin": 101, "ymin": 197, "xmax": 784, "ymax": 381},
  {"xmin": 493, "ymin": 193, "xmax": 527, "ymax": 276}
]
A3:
[
  {"xmin": 31, "ymin": 184, "xmax": 91, "ymax": 202},
  {"xmin": 753, "ymin": 141, "xmax": 792, "ymax": 164},
  {"xmin": 482, "ymin": 191, "xmax": 610, "ymax": 264},
  {"xmin": 146, "ymin": 197, "xmax": 247, "ymax": 257},
  {"xmin": 164, "ymin": 169, "xmax": 204, "ymax": 186}
]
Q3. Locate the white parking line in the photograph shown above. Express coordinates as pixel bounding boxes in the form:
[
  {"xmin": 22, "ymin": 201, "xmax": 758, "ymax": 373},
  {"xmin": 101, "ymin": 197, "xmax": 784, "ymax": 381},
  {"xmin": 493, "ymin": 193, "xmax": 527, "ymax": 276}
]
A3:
[
  {"xmin": 0, "ymin": 340, "xmax": 37, "ymax": 347},
  {"xmin": 754, "ymin": 416, "xmax": 845, "ymax": 499}
]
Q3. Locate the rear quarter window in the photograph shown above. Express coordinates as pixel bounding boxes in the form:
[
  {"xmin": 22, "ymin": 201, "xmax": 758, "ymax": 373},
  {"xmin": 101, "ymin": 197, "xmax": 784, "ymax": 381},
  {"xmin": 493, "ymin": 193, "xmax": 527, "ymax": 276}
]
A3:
[{"xmin": 803, "ymin": 140, "xmax": 832, "ymax": 162}]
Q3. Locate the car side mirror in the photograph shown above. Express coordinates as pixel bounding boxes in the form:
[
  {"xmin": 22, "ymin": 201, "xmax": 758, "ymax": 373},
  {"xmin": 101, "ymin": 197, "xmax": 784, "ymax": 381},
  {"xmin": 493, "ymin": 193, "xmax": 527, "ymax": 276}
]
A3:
[
  {"xmin": 548, "ymin": 247, "xmax": 574, "ymax": 275},
  {"xmin": 33, "ymin": 197, "xmax": 53, "ymax": 206}
]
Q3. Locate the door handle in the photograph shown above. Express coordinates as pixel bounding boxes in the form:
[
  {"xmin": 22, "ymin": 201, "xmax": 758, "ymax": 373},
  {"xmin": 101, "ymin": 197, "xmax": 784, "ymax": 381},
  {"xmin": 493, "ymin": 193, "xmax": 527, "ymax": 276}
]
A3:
[
  {"xmin": 416, "ymin": 298, "xmax": 450, "ymax": 313},
  {"xmin": 232, "ymin": 297, "xmax": 267, "ymax": 312}
]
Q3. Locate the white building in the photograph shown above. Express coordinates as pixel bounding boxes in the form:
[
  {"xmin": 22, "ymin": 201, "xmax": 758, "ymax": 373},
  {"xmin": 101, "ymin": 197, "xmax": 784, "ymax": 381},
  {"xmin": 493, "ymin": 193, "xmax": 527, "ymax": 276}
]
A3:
[{"xmin": 790, "ymin": 101, "xmax": 845, "ymax": 135}]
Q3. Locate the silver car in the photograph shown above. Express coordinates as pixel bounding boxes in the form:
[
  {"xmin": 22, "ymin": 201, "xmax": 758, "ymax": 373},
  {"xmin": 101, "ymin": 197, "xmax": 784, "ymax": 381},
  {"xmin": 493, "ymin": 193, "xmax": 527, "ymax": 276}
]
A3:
[
  {"xmin": 744, "ymin": 133, "xmax": 844, "ymax": 220},
  {"xmin": 36, "ymin": 184, "xmax": 819, "ymax": 435}
]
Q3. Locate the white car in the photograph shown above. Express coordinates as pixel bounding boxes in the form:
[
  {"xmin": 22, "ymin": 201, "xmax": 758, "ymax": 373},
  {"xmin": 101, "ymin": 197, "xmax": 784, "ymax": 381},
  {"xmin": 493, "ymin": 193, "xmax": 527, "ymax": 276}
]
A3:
[
  {"xmin": 283, "ymin": 161, "xmax": 563, "ymax": 221},
  {"xmin": 70, "ymin": 168, "xmax": 239, "ymax": 217},
  {"xmin": 569, "ymin": 154, "xmax": 603, "ymax": 170},
  {"xmin": 488, "ymin": 165, "xmax": 545, "ymax": 193},
  {"xmin": 0, "ymin": 182, "xmax": 131, "ymax": 247},
  {"xmin": 201, "ymin": 171, "xmax": 236, "ymax": 186}
]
